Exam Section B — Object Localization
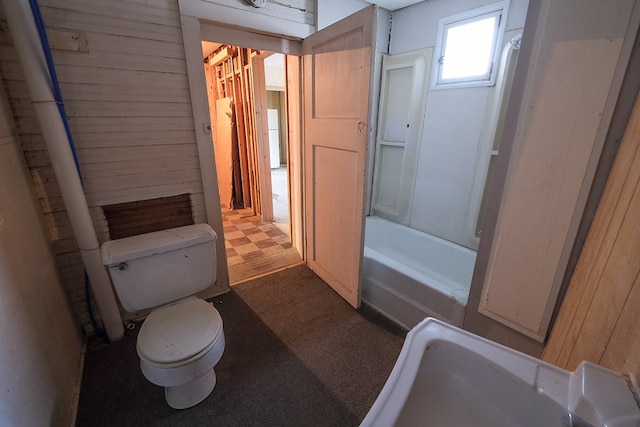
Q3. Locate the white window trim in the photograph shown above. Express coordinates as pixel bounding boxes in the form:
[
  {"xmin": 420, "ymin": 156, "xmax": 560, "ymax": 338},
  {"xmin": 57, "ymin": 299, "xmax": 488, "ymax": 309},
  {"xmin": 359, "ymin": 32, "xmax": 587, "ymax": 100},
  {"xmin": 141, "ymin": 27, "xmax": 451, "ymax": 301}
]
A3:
[{"xmin": 431, "ymin": 1, "xmax": 510, "ymax": 90}]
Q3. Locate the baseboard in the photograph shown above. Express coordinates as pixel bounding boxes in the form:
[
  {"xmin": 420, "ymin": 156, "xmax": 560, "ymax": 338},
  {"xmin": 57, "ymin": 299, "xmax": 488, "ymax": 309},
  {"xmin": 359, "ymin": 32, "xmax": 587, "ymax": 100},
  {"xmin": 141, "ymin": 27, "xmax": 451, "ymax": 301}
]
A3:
[{"xmin": 68, "ymin": 337, "xmax": 87, "ymax": 427}]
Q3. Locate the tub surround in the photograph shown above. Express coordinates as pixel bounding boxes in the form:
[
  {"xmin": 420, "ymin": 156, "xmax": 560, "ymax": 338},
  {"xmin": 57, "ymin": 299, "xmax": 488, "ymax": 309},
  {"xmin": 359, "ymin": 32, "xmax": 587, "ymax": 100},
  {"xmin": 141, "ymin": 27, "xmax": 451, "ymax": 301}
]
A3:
[{"xmin": 386, "ymin": 0, "xmax": 530, "ymax": 250}]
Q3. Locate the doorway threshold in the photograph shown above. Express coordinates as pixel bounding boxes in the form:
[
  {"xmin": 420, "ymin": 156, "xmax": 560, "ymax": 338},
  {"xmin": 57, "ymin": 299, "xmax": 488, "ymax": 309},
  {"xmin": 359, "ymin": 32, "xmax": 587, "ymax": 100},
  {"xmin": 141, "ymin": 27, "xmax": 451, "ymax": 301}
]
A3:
[{"xmin": 223, "ymin": 208, "xmax": 302, "ymax": 285}]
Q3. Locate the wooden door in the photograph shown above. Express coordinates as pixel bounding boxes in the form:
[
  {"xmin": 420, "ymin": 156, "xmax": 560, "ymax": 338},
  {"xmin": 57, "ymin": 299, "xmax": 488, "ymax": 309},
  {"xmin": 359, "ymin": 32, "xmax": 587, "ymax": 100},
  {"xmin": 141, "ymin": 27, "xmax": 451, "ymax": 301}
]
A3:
[{"xmin": 302, "ymin": 6, "xmax": 375, "ymax": 308}]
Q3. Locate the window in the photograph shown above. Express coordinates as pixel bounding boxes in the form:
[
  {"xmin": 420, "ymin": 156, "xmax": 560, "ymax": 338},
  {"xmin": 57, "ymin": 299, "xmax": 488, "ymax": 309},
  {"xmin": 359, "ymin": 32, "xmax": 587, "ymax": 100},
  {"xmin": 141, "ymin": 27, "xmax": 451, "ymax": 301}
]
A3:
[{"xmin": 433, "ymin": 1, "xmax": 508, "ymax": 89}]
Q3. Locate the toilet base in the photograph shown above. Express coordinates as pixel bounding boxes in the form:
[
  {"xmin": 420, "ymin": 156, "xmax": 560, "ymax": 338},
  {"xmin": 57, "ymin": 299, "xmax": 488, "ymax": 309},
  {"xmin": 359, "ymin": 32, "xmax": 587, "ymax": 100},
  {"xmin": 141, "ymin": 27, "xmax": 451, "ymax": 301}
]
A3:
[{"xmin": 165, "ymin": 369, "xmax": 216, "ymax": 409}]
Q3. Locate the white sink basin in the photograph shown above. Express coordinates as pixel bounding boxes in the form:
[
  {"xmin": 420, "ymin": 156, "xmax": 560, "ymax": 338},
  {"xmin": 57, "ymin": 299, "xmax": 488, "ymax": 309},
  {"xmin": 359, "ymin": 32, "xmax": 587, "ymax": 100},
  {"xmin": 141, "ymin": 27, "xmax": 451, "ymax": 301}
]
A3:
[{"xmin": 361, "ymin": 318, "xmax": 640, "ymax": 427}]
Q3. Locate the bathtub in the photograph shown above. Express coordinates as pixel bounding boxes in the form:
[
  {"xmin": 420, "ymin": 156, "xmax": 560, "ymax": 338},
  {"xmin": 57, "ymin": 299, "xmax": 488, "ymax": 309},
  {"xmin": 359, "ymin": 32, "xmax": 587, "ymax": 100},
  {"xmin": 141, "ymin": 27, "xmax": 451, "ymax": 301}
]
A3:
[
  {"xmin": 361, "ymin": 318, "xmax": 640, "ymax": 427},
  {"xmin": 361, "ymin": 216, "xmax": 476, "ymax": 329}
]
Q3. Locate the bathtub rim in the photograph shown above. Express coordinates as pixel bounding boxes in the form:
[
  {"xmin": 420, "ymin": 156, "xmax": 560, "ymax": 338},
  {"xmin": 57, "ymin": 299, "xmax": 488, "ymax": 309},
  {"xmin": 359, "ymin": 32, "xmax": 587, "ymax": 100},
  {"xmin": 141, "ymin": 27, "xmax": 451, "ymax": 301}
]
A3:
[
  {"xmin": 363, "ymin": 246, "xmax": 469, "ymax": 305},
  {"xmin": 364, "ymin": 215, "xmax": 477, "ymax": 298},
  {"xmin": 361, "ymin": 216, "xmax": 476, "ymax": 329},
  {"xmin": 365, "ymin": 216, "xmax": 478, "ymax": 254}
]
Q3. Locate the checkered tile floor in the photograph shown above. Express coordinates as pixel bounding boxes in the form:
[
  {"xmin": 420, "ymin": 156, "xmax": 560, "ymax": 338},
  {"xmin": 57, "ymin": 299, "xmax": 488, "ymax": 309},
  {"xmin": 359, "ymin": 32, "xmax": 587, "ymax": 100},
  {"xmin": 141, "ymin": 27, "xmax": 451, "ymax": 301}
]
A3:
[{"xmin": 223, "ymin": 208, "xmax": 293, "ymax": 268}]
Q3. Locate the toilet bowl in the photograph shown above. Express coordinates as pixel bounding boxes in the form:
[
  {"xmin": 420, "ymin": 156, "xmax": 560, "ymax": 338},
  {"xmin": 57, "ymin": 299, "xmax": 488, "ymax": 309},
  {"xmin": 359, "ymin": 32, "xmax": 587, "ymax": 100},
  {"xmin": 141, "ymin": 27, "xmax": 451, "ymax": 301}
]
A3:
[
  {"xmin": 136, "ymin": 297, "xmax": 225, "ymax": 409},
  {"xmin": 101, "ymin": 224, "xmax": 225, "ymax": 409}
]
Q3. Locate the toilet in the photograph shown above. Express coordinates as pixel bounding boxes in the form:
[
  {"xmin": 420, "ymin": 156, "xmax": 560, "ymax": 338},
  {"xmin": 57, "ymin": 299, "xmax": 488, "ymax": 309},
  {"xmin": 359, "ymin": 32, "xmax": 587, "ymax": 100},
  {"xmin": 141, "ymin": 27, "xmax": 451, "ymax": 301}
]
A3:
[{"xmin": 100, "ymin": 223, "xmax": 225, "ymax": 409}]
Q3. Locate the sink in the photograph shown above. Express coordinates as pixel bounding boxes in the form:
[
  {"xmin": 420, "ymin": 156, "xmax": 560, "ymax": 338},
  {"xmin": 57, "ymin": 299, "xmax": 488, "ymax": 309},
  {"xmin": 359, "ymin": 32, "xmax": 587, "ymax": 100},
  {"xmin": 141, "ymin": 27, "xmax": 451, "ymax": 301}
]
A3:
[{"xmin": 361, "ymin": 318, "xmax": 640, "ymax": 427}]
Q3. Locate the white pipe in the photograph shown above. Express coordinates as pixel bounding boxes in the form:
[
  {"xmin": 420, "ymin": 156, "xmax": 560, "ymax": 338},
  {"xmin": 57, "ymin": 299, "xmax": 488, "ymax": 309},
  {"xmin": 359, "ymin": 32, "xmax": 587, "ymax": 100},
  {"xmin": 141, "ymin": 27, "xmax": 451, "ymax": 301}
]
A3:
[{"xmin": 2, "ymin": 0, "xmax": 124, "ymax": 342}]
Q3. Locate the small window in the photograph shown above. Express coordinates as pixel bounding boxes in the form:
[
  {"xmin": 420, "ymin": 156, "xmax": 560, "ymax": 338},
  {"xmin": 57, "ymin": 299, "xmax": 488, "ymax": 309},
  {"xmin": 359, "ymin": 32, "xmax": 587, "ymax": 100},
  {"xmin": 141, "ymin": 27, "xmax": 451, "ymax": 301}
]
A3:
[{"xmin": 433, "ymin": 1, "xmax": 508, "ymax": 89}]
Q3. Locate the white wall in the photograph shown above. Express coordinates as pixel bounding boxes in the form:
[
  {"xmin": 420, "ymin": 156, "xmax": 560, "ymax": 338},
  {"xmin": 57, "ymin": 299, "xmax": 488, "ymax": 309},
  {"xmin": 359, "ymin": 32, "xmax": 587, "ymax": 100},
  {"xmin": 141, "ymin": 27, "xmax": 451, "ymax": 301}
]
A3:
[
  {"xmin": 317, "ymin": 0, "xmax": 370, "ymax": 30},
  {"xmin": 389, "ymin": 0, "xmax": 529, "ymax": 249},
  {"xmin": 0, "ymin": 82, "xmax": 83, "ymax": 426},
  {"xmin": 390, "ymin": 0, "xmax": 528, "ymax": 53}
]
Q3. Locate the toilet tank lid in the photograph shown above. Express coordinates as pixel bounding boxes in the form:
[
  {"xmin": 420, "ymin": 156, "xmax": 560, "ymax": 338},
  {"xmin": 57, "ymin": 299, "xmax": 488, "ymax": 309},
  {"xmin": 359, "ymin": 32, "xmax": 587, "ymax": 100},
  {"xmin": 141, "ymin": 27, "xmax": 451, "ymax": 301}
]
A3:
[{"xmin": 101, "ymin": 223, "xmax": 217, "ymax": 266}]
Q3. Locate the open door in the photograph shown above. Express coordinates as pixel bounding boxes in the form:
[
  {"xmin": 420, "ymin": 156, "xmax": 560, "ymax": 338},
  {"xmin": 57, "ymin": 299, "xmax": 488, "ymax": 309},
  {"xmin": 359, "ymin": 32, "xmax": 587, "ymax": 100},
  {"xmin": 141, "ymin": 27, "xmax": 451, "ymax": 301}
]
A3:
[{"xmin": 302, "ymin": 6, "xmax": 375, "ymax": 308}]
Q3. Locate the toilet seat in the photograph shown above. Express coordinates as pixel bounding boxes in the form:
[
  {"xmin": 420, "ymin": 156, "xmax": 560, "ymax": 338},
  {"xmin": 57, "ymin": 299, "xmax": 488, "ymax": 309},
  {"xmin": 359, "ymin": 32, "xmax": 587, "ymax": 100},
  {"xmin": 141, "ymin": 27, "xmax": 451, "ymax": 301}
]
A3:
[{"xmin": 137, "ymin": 297, "xmax": 223, "ymax": 365}]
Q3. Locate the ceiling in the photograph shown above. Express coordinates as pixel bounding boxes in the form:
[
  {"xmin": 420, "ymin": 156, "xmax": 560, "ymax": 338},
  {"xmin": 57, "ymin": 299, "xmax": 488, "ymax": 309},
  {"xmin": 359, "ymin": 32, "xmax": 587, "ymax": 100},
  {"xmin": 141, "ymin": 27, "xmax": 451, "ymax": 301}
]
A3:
[
  {"xmin": 200, "ymin": 0, "xmax": 425, "ymax": 57},
  {"xmin": 363, "ymin": 0, "xmax": 424, "ymax": 11}
]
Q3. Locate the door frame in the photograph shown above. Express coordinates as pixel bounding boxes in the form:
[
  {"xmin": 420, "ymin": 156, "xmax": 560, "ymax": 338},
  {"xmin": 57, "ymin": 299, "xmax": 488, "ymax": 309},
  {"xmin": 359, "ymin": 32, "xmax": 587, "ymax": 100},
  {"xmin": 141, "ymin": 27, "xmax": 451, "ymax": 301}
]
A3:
[
  {"xmin": 252, "ymin": 51, "xmax": 275, "ymax": 222},
  {"xmin": 178, "ymin": 9, "xmax": 306, "ymax": 291},
  {"xmin": 178, "ymin": 4, "xmax": 384, "ymax": 304}
]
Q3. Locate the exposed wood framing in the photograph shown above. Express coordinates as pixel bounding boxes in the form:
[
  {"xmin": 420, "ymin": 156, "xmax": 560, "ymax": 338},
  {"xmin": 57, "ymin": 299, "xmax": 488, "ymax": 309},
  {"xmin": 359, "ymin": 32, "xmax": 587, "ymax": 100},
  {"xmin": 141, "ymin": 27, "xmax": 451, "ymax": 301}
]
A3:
[
  {"xmin": 204, "ymin": 45, "xmax": 265, "ymax": 217},
  {"xmin": 102, "ymin": 193, "xmax": 194, "ymax": 240}
]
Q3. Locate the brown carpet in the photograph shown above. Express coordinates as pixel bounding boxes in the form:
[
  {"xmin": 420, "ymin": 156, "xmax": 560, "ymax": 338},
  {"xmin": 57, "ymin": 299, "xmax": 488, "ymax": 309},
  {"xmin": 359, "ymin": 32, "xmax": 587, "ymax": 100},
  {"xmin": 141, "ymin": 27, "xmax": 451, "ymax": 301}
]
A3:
[{"xmin": 76, "ymin": 265, "xmax": 405, "ymax": 427}]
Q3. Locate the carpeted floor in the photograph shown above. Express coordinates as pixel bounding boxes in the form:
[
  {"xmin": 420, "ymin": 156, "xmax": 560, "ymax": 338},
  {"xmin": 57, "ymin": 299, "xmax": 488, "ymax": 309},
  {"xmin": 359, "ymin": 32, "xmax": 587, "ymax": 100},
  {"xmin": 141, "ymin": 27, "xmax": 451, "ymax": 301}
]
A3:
[{"xmin": 75, "ymin": 265, "xmax": 406, "ymax": 427}]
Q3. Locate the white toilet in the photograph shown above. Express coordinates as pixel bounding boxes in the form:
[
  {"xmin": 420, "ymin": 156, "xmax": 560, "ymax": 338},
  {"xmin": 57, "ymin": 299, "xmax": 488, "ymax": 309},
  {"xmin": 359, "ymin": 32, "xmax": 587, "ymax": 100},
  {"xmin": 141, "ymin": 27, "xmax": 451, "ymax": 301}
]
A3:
[{"xmin": 100, "ymin": 223, "xmax": 225, "ymax": 409}]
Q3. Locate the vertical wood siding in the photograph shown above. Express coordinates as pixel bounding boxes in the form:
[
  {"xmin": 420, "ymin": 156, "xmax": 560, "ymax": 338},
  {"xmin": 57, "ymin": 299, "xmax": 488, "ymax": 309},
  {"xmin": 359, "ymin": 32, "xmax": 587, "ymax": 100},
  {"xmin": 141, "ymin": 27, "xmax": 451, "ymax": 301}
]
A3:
[{"xmin": 542, "ymin": 93, "xmax": 640, "ymax": 381}]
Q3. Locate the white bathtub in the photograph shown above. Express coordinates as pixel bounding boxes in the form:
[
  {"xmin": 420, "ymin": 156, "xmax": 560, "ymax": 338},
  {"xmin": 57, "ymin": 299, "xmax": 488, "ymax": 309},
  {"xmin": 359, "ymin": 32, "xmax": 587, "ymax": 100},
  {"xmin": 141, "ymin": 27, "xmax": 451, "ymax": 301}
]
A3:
[{"xmin": 361, "ymin": 216, "xmax": 476, "ymax": 329}]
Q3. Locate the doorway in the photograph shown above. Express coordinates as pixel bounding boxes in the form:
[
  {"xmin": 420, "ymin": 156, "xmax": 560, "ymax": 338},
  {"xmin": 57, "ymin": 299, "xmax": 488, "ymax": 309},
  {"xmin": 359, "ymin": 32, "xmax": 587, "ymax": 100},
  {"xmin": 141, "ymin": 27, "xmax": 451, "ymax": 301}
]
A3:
[
  {"xmin": 181, "ymin": 7, "xmax": 375, "ymax": 306},
  {"xmin": 202, "ymin": 43, "xmax": 301, "ymax": 284},
  {"xmin": 264, "ymin": 52, "xmax": 290, "ymax": 235}
]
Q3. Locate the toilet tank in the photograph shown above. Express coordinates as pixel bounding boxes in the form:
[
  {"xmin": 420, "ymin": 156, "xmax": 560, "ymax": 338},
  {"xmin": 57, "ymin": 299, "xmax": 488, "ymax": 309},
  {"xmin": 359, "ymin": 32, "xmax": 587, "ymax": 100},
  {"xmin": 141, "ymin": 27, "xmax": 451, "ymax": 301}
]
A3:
[{"xmin": 101, "ymin": 224, "xmax": 217, "ymax": 312}]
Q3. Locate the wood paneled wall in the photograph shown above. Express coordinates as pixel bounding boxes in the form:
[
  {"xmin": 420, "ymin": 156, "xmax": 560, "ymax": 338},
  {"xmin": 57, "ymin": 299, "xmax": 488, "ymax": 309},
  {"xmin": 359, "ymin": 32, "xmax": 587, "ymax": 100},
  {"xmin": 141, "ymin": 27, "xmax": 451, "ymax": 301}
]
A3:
[
  {"xmin": 0, "ymin": 0, "xmax": 311, "ymax": 334},
  {"xmin": 1, "ymin": 0, "xmax": 202, "ymax": 333},
  {"xmin": 103, "ymin": 194, "xmax": 194, "ymax": 240},
  {"xmin": 542, "ymin": 93, "xmax": 640, "ymax": 381}
]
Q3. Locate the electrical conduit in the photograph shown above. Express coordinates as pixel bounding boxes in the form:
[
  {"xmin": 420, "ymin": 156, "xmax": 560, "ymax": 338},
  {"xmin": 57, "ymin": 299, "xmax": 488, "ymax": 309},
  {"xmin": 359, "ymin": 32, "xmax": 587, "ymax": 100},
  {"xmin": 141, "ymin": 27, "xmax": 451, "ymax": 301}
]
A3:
[
  {"xmin": 2, "ymin": 0, "xmax": 124, "ymax": 342},
  {"xmin": 27, "ymin": 0, "xmax": 101, "ymax": 337}
]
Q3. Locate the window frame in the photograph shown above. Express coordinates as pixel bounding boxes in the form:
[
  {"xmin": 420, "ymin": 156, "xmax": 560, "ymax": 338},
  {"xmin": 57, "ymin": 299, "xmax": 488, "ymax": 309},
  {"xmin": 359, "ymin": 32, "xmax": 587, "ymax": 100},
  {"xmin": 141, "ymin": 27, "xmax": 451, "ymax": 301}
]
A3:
[{"xmin": 432, "ymin": 1, "xmax": 509, "ymax": 90}]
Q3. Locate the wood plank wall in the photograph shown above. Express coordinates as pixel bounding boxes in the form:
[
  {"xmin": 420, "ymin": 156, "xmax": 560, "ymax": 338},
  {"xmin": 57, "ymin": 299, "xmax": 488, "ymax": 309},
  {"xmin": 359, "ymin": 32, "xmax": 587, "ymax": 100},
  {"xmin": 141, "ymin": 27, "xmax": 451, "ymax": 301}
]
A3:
[
  {"xmin": 0, "ymin": 0, "xmax": 202, "ymax": 332},
  {"xmin": 0, "ymin": 0, "xmax": 311, "ymax": 334},
  {"xmin": 542, "ymin": 93, "xmax": 640, "ymax": 381},
  {"xmin": 103, "ymin": 194, "xmax": 194, "ymax": 240}
]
